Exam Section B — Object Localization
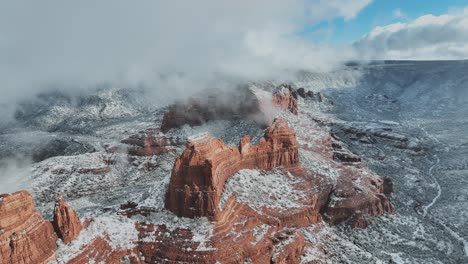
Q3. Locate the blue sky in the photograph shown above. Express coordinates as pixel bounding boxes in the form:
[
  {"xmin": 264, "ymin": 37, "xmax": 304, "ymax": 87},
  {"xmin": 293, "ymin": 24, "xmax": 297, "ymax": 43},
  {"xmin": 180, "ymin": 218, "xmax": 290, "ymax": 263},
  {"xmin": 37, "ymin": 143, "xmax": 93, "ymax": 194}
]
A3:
[{"xmin": 301, "ymin": 0, "xmax": 468, "ymax": 44}]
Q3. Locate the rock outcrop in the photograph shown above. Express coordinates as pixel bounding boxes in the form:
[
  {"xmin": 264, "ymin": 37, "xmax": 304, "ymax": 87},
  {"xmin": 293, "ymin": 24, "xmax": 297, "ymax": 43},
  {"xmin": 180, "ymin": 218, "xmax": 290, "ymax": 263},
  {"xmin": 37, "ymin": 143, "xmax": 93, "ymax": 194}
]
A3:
[
  {"xmin": 161, "ymin": 85, "xmax": 301, "ymax": 133},
  {"xmin": 0, "ymin": 191, "xmax": 58, "ymax": 264},
  {"xmin": 165, "ymin": 118, "xmax": 299, "ymax": 220},
  {"xmin": 52, "ymin": 193, "xmax": 83, "ymax": 244},
  {"xmin": 161, "ymin": 87, "xmax": 267, "ymax": 132},
  {"xmin": 272, "ymin": 85, "xmax": 298, "ymax": 115},
  {"xmin": 121, "ymin": 128, "xmax": 176, "ymax": 156},
  {"xmin": 297, "ymin": 124, "xmax": 395, "ymax": 226}
]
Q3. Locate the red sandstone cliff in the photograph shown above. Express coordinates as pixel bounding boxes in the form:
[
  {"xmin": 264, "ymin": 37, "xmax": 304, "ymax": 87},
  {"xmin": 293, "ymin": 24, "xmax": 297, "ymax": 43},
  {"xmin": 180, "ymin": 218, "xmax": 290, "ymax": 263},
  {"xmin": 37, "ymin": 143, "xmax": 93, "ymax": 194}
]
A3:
[
  {"xmin": 52, "ymin": 193, "xmax": 83, "ymax": 244},
  {"xmin": 0, "ymin": 191, "xmax": 58, "ymax": 264},
  {"xmin": 165, "ymin": 118, "xmax": 299, "ymax": 220}
]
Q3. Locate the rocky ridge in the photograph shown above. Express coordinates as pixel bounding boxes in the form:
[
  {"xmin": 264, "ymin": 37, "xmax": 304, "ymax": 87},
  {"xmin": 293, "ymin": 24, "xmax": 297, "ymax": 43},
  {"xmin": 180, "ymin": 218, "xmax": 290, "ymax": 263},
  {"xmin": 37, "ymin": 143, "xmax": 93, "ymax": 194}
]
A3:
[
  {"xmin": 165, "ymin": 118, "xmax": 299, "ymax": 220},
  {"xmin": 0, "ymin": 84, "xmax": 395, "ymax": 263}
]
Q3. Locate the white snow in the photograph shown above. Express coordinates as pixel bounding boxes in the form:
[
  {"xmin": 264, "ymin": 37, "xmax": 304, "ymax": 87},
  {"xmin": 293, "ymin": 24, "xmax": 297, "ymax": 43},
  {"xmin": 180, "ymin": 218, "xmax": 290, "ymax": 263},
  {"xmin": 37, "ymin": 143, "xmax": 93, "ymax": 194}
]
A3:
[
  {"xmin": 56, "ymin": 215, "xmax": 138, "ymax": 262},
  {"xmin": 251, "ymin": 224, "xmax": 270, "ymax": 245},
  {"xmin": 220, "ymin": 169, "xmax": 307, "ymax": 212},
  {"xmin": 130, "ymin": 210, "xmax": 215, "ymax": 252}
]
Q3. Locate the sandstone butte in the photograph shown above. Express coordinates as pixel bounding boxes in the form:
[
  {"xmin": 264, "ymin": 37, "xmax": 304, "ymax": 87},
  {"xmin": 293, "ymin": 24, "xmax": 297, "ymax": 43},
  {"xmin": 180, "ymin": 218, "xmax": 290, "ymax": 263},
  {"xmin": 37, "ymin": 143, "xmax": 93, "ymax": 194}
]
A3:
[
  {"xmin": 150, "ymin": 117, "xmax": 394, "ymax": 263},
  {"xmin": 165, "ymin": 118, "xmax": 300, "ymax": 220},
  {"xmin": 160, "ymin": 85, "xmax": 298, "ymax": 133}
]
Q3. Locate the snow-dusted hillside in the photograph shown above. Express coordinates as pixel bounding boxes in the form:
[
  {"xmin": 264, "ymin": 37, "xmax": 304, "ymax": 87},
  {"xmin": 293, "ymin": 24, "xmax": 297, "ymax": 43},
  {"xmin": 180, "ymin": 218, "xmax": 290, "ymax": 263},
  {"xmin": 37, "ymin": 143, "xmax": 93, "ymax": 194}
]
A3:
[{"xmin": 0, "ymin": 60, "xmax": 467, "ymax": 263}]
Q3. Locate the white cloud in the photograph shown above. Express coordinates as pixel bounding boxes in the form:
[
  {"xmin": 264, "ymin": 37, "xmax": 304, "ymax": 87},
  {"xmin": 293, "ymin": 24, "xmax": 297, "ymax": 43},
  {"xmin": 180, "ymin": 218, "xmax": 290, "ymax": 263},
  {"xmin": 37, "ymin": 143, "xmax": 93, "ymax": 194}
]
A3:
[
  {"xmin": 354, "ymin": 7, "xmax": 468, "ymax": 60},
  {"xmin": 0, "ymin": 0, "xmax": 370, "ymax": 115},
  {"xmin": 393, "ymin": 8, "xmax": 408, "ymax": 20}
]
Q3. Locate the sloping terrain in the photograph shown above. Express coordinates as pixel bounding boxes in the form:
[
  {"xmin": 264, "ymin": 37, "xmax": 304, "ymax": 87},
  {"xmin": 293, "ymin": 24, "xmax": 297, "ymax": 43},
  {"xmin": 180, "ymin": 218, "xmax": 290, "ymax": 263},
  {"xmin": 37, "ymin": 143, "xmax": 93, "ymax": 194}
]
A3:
[{"xmin": 0, "ymin": 61, "xmax": 466, "ymax": 263}]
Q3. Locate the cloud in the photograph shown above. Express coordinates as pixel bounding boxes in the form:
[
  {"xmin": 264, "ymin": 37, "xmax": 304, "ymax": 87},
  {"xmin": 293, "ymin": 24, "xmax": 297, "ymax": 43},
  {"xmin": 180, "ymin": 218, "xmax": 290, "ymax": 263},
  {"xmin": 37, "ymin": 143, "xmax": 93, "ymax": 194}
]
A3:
[
  {"xmin": 0, "ymin": 158, "xmax": 31, "ymax": 194},
  {"xmin": 0, "ymin": 0, "xmax": 370, "ymax": 117},
  {"xmin": 354, "ymin": 7, "xmax": 468, "ymax": 60},
  {"xmin": 393, "ymin": 8, "xmax": 408, "ymax": 20}
]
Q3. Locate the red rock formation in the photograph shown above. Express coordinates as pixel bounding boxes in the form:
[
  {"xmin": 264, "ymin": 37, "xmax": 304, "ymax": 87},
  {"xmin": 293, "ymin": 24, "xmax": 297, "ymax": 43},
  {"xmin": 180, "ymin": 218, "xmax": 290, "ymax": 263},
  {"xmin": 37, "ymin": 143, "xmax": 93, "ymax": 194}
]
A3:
[
  {"xmin": 65, "ymin": 236, "xmax": 141, "ymax": 264},
  {"xmin": 52, "ymin": 193, "xmax": 83, "ymax": 244},
  {"xmin": 136, "ymin": 195, "xmax": 311, "ymax": 264},
  {"xmin": 161, "ymin": 87, "xmax": 267, "ymax": 133},
  {"xmin": 0, "ymin": 191, "xmax": 58, "ymax": 264},
  {"xmin": 320, "ymin": 161, "xmax": 395, "ymax": 226},
  {"xmin": 121, "ymin": 128, "xmax": 176, "ymax": 156},
  {"xmin": 272, "ymin": 85, "xmax": 298, "ymax": 115},
  {"xmin": 165, "ymin": 118, "xmax": 299, "ymax": 219},
  {"xmin": 297, "ymin": 124, "xmax": 395, "ymax": 226},
  {"xmin": 160, "ymin": 85, "xmax": 301, "ymax": 133}
]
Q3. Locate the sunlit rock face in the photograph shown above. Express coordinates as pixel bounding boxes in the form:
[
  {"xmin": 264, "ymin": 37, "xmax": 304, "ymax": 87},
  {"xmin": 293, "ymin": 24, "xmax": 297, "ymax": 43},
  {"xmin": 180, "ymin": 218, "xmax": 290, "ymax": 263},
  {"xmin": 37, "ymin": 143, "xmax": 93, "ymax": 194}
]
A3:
[
  {"xmin": 165, "ymin": 118, "xmax": 300, "ymax": 220},
  {"xmin": 0, "ymin": 191, "xmax": 58, "ymax": 264}
]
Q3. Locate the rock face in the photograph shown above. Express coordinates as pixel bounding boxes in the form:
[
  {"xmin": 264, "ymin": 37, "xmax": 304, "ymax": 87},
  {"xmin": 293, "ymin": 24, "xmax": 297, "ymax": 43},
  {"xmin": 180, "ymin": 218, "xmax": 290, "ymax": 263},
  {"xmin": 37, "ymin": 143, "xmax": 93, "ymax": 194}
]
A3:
[
  {"xmin": 161, "ymin": 87, "xmax": 267, "ymax": 132},
  {"xmin": 0, "ymin": 191, "xmax": 58, "ymax": 264},
  {"xmin": 136, "ymin": 192, "xmax": 318, "ymax": 264},
  {"xmin": 52, "ymin": 193, "xmax": 83, "ymax": 244},
  {"xmin": 165, "ymin": 118, "xmax": 299, "ymax": 220},
  {"xmin": 121, "ymin": 128, "xmax": 176, "ymax": 156},
  {"xmin": 272, "ymin": 85, "xmax": 298, "ymax": 115},
  {"xmin": 161, "ymin": 85, "xmax": 301, "ymax": 133}
]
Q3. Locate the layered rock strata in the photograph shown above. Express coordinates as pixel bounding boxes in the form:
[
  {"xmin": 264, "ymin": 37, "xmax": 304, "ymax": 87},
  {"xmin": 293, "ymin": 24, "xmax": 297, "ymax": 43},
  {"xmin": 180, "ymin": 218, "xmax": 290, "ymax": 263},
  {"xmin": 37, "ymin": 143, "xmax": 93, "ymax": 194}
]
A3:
[
  {"xmin": 0, "ymin": 191, "xmax": 58, "ymax": 264},
  {"xmin": 165, "ymin": 118, "xmax": 299, "ymax": 219}
]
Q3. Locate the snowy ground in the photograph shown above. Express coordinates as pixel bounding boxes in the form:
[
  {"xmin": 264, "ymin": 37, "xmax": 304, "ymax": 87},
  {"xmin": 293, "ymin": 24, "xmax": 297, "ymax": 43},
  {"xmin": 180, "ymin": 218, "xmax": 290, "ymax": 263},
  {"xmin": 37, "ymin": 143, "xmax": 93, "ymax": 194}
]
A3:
[{"xmin": 0, "ymin": 61, "xmax": 466, "ymax": 263}]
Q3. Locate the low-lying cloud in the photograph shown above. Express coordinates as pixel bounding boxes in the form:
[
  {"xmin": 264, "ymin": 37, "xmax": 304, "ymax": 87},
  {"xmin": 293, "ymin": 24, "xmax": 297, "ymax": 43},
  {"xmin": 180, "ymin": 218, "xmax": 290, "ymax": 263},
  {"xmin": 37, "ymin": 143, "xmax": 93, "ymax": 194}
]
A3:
[
  {"xmin": 354, "ymin": 7, "xmax": 468, "ymax": 60},
  {"xmin": 0, "ymin": 0, "xmax": 371, "ymax": 116}
]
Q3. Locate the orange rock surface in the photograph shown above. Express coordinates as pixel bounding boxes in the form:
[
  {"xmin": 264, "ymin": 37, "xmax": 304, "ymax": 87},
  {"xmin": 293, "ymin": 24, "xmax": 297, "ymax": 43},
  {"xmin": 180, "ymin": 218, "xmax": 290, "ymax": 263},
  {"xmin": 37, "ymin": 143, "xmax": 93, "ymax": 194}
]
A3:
[
  {"xmin": 52, "ymin": 193, "xmax": 83, "ymax": 244},
  {"xmin": 165, "ymin": 118, "xmax": 299, "ymax": 220},
  {"xmin": 0, "ymin": 191, "xmax": 58, "ymax": 264}
]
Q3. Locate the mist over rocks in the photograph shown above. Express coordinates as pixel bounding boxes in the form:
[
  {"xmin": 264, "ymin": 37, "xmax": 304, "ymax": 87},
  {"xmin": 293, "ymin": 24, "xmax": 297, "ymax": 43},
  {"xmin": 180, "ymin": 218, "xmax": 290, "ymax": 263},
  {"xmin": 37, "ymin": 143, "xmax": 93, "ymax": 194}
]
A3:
[{"xmin": 0, "ymin": 60, "xmax": 466, "ymax": 262}]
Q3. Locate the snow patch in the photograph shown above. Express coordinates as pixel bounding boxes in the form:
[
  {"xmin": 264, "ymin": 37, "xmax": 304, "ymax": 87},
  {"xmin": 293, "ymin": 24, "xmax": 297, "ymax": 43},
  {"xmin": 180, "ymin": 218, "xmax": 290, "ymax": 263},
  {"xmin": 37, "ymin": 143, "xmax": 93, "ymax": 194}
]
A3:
[
  {"xmin": 220, "ymin": 169, "xmax": 306, "ymax": 212},
  {"xmin": 56, "ymin": 215, "xmax": 138, "ymax": 262}
]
